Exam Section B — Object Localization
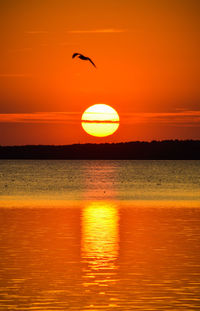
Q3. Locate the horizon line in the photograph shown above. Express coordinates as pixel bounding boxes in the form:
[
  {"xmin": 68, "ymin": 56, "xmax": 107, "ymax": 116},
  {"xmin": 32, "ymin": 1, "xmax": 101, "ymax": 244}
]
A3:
[{"xmin": 1, "ymin": 139, "xmax": 200, "ymax": 148}]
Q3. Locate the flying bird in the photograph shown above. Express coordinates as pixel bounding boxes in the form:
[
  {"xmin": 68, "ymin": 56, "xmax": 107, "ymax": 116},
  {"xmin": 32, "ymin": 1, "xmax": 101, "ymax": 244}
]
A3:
[{"xmin": 72, "ymin": 53, "xmax": 96, "ymax": 68}]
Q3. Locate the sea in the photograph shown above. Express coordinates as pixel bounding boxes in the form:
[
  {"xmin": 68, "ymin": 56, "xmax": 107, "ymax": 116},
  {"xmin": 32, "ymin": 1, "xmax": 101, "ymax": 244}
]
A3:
[{"xmin": 0, "ymin": 160, "xmax": 200, "ymax": 310}]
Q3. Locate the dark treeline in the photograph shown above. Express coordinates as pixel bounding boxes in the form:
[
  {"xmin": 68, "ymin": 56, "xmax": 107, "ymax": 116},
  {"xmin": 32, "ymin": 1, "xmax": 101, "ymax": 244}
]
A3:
[{"xmin": 0, "ymin": 140, "xmax": 200, "ymax": 159}]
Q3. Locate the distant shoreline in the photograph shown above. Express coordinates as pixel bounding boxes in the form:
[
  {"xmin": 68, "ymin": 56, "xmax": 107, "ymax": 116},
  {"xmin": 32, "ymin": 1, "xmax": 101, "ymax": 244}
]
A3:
[{"xmin": 0, "ymin": 140, "xmax": 200, "ymax": 160}]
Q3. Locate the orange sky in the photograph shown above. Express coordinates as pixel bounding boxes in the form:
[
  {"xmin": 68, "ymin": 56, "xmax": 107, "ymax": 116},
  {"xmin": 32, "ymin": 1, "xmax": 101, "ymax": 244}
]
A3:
[{"xmin": 0, "ymin": 0, "xmax": 200, "ymax": 145}]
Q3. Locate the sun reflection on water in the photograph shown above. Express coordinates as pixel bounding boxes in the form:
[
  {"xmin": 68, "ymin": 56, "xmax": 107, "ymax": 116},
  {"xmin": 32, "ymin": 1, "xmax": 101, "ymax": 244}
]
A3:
[
  {"xmin": 82, "ymin": 202, "xmax": 119, "ymax": 268},
  {"xmin": 81, "ymin": 201, "xmax": 119, "ymax": 307}
]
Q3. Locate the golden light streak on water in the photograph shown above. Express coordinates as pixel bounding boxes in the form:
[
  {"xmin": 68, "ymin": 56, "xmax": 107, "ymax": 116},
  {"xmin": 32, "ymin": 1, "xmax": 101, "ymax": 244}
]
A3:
[
  {"xmin": 82, "ymin": 202, "xmax": 119, "ymax": 271},
  {"xmin": 81, "ymin": 202, "xmax": 119, "ymax": 309}
]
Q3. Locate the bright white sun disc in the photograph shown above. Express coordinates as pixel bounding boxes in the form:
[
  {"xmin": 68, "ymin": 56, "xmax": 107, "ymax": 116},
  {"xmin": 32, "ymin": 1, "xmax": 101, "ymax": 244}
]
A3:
[{"xmin": 81, "ymin": 104, "xmax": 120, "ymax": 137}]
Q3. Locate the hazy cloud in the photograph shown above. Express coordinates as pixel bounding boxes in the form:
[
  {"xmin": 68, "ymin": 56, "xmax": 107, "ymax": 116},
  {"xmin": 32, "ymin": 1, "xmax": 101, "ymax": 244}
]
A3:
[
  {"xmin": 122, "ymin": 110, "xmax": 200, "ymax": 127},
  {"xmin": 0, "ymin": 112, "xmax": 80, "ymax": 124},
  {"xmin": 0, "ymin": 110, "xmax": 199, "ymax": 127},
  {"xmin": 81, "ymin": 120, "xmax": 119, "ymax": 123},
  {"xmin": 67, "ymin": 28, "xmax": 127, "ymax": 34}
]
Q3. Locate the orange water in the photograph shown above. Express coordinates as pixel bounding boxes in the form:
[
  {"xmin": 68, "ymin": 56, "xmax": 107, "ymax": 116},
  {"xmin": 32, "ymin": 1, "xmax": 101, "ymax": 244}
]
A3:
[
  {"xmin": 0, "ymin": 201, "xmax": 200, "ymax": 310},
  {"xmin": 0, "ymin": 160, "xmax": 200, "ymax": 310}
]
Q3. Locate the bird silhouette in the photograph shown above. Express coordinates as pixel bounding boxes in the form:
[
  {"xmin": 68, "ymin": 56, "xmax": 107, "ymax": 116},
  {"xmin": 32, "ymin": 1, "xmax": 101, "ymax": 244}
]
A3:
[{"xmin": 72, "ymin": 53, "xmax": 96, "ymax": 68}]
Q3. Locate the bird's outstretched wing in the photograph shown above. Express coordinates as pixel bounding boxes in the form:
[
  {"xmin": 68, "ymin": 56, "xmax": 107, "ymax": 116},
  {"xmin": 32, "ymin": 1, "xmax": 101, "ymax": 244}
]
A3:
[
  {"xmin": 87, "ymin": 57, "xmax": 96, "ymax": 68},
  {"xmin": 72, "ymin": 52, "xmax": 97, "ymax": 68},
  {"xmin": 72, "ymin": 53, "xmax": 80, "ymax": 58}
]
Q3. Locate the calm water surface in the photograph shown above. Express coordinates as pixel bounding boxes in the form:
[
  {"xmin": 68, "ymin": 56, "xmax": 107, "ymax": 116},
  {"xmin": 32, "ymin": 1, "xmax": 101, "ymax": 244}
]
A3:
[
  {"xmin": 0, "ymin": 160, "xmax": 200, "ymax": 310},
  {"xmin": 0, "ymin": 160, "xmax": 200, "ymax": 202}
]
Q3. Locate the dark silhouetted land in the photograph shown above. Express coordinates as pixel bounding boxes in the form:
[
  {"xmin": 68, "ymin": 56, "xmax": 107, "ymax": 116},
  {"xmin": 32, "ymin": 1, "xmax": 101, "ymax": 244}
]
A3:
[{"xmin": 0, "ymin": 140, "xmax": 200, "ymax": 159}]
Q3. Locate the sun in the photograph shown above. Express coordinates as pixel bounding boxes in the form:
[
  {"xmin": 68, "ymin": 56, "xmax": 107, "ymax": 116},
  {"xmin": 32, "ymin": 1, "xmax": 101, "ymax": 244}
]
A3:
[{"xmin": 81, "ymin": 104, "xmax": 120, "ymax": 137}]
